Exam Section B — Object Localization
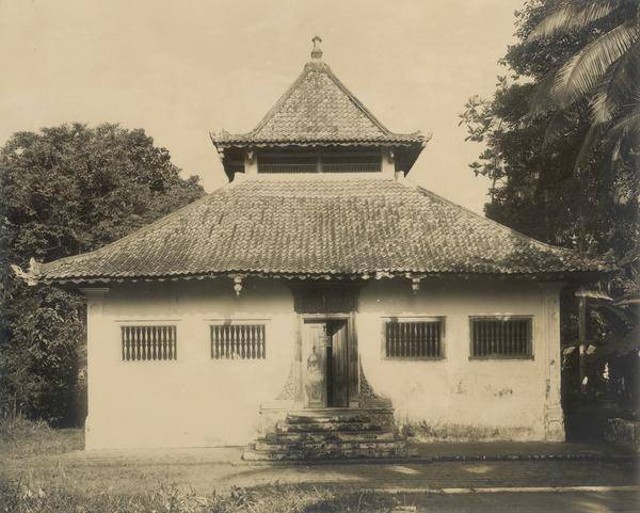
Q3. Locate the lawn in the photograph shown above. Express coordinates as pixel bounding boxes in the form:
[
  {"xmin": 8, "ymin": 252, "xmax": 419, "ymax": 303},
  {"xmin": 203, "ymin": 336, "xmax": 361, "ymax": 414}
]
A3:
[{"xmin": 0, "ymin": 418, "xmax": 417, "ymax": 513}]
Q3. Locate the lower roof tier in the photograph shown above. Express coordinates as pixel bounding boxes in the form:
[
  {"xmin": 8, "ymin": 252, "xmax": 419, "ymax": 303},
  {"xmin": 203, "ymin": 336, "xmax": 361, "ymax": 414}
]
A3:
[{"xmin": 30, "ymin": 175, "xmax": 611, "ymax": 284}]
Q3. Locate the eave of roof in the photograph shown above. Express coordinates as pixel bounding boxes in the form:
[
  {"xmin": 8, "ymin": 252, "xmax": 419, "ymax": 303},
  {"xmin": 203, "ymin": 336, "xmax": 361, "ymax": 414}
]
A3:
[
  {"xmin": 212, "ymin": 134, "xmax": 427, "ymax": 148},
  {"xmin": 22, "ymin": 176, "xmax": 613, "ymax": 285}
]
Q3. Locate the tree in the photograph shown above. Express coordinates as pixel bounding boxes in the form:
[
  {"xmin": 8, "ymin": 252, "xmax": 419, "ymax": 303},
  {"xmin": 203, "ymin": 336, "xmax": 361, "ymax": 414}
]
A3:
[
  {"xmin": 0, "ymin": 123, "xmax": 205, "ymax": 424},
  {"xmin": 460, "ymin": 0, "xmax": 638, "ymax": 410}
]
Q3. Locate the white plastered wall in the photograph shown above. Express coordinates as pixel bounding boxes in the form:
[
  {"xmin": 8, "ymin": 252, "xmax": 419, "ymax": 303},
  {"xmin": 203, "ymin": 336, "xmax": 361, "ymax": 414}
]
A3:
[
  {"xmin": 83, "ymin": 277, "xmax": 563, "ymax": 449},
  {"xmin": 357, "ymin": 279, "xmax": 564, "ymax": 442},
  {"xmin": 83, "ymin": 279, "xmax": 296, "ymax": 449}
]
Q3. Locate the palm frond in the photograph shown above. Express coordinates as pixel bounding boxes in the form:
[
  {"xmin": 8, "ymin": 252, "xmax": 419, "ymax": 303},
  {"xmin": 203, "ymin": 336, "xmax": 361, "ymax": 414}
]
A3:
[
  {"xmin": 590, "ymin": 40, "xmax": 640, "ymax": 123},
  {"xmin": 574, "ymin": 121, "xmax": 605, "ymax": 172},
  {"xmin": 528, "ymin": 1, "xmax": 618, "ymax": 40},
  {"xmin": 541, "ymin": 109, "xmax": 575, "ymax": 149},
  {"xmin": 554, "ymin": 22, "xmax": 640, "ymax": 107},
  {"xmin": 529, "ymin": 69, "xmax": 561, "ymax": 112},
  {"xmin": 608, "ymin": 108, "xmax": 640, "ymax": 140},
  {"xmin": 607, "ymin": 101, "xmax": 640, "ymax": 161}
]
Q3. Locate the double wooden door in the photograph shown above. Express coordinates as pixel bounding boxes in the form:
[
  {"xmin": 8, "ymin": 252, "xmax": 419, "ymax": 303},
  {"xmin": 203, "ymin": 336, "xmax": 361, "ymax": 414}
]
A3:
[{"xmin": 302, "ymin": 320, "xmax": 349, "ymax": 408}]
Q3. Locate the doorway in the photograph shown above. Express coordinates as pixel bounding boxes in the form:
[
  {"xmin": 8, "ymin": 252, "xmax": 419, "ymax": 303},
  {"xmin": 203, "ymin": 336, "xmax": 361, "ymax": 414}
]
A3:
[{"xmin": 302, "ymin": 319, "xmax": 350, "ymax": 408}]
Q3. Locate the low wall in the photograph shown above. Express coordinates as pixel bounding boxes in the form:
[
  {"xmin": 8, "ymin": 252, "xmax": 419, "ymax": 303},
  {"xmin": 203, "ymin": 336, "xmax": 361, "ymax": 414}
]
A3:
[{"xmin": 605, "ymin": 418, "xmax": 640, "ymax": 453}]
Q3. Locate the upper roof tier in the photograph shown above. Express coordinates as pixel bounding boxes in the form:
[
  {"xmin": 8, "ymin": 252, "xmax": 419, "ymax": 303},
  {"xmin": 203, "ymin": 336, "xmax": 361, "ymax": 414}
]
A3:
[{"xmin": 210, "ymin": 38, "xmax": 428, "ymax": 175}]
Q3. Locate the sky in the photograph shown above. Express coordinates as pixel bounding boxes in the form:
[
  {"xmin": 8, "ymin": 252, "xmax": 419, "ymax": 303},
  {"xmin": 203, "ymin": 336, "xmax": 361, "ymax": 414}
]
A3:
[{"xmin": 0, "ymin": 0, "xmax": 525, "ymax": 213}]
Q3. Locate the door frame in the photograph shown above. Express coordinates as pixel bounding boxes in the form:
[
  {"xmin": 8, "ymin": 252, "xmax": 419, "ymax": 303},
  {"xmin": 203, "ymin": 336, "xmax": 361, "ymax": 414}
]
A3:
[{"xmin": 298, "ymin": 312, "xmax": 359, "ymax": 408}]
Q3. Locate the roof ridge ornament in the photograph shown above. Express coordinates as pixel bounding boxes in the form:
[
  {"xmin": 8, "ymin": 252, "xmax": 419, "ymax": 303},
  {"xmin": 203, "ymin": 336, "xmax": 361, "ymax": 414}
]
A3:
[{"xmin": 311, "ymin": 36, "xmax": 323, "ymax": 60}]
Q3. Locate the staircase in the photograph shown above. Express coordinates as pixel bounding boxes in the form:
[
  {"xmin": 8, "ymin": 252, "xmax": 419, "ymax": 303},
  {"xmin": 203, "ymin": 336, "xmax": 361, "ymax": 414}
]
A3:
[{"xmin": 242, "ymin": 408, "xmax": 411, "ymax": 461}]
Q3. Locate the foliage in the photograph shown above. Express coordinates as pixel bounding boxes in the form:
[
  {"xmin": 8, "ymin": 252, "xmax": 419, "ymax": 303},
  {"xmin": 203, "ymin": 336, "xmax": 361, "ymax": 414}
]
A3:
[
  {"xmin": 0, "ymin": 123, "xmax": 205, "ymax": 425},
  {"xmin": 460, "ymin": 0, "xmax": 639, "ymax": 402},
  {"xmin": 527, "ymin": 0, "xmax": 639, "ymax": 169}
]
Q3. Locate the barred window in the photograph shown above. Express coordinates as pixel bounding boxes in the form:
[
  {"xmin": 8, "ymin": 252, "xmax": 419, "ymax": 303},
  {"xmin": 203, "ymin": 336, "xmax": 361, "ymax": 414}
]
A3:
[
  {"xmin": 210, "ymin": 324, "xmax": 266, "ymax": 360},
  {"xmin": 470, "ymin": 318, "xmax": 532, "ymax": 359},
  {"xmin": 121, "ymin": 325, "xmax": 177, "ymax": 361},
  {"xmin": 384, "ymin": 319, "xmax": 444, "ymax": 359}
]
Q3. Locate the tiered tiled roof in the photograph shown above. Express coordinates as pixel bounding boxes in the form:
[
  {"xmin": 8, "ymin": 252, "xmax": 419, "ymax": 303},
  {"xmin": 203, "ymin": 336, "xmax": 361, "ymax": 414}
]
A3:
[{"xmin": 30, "ymin": 177, "xmax": 610, "ymax": 284}]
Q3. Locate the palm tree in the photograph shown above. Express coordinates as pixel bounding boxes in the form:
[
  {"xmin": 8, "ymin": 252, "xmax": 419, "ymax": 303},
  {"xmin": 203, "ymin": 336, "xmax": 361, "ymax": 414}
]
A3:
[
  {"xmin": 528, "ymin": 0, "xmax": 639, "ymax": 167},
  {"xmin": 529, "ymin": 1, "xmax": 639, "ymax": 399}
]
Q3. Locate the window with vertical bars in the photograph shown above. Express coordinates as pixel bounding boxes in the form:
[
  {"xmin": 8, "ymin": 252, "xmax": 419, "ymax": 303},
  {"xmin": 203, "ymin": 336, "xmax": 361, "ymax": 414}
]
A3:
[
  {"xmin": 121, "ymin": 326, "xmax": 177, "ymax": 361},
  {"xmin": 470, "ymin": 318, "xmax": 532, "ymax": 359},
  {"xmin": 384, "ymin": 319, "xmax": 444, "ymax": 359},
  {"xmin": 210, "ymin": 324, "xmax": 266, "ymax": 360}
]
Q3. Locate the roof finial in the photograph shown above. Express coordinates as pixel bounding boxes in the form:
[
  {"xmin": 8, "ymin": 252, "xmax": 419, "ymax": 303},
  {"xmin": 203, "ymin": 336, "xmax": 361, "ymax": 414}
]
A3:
[{"xmin": 311, "ymin": 36, "xmax": 323, "ymax": 60}]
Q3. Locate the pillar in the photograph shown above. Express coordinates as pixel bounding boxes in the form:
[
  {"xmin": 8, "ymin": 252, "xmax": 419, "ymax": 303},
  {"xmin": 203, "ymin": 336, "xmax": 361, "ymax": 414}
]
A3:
[
  {"xmin": 540, "ymin": 283, "xmax": 565, "ymax": 441},
  {"xmin": 80, "ymin": 287, "xmax": 110, "ymax": 449}
]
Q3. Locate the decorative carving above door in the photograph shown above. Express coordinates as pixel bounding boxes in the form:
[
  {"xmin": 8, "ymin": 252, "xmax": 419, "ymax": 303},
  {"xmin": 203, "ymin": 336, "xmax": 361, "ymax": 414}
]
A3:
[{"xmin": 289, "ymin": 283, "xmax": 361, "ymax": 314}]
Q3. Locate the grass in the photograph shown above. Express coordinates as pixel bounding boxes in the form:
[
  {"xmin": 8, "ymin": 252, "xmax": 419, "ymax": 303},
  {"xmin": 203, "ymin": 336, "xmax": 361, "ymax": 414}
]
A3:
[
  {"xmin": 0, "ymin": 416, "xmax": 83, "ymax": 458},
  {"xmin": 0, "ymin": 418, "xmax": 419, "ymax": 513},
  {"xmin": 0, "ymin": 480, "xmax": 410, "ymax": 513}
]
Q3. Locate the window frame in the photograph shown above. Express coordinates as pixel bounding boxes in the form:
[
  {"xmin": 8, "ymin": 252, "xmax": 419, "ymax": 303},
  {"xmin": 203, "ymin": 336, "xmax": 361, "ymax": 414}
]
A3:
[
  {"xmin": 208, "ymin": 320, "xmax": 269, "ymax": 361},
  {"xmin": 119, "ymin": 322, "xmax": 179, "ymax": 362},
  {"xmin": 468, "ymin": 315, "xmax": 534, "ymax": 361},
  {"xmin": 381, "ymin": 316, "xmax": 446, "ymax": 361}
]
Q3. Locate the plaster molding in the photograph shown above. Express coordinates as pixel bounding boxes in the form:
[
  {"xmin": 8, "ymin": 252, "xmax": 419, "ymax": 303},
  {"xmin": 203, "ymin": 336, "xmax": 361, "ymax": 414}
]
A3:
[
  {"xmin": 81, "ymin": 287, "xmax": 109, "ymax": 315},
  {"xmin": 80, "ymin": 287, "xmax": 110, "ymax": 296}
]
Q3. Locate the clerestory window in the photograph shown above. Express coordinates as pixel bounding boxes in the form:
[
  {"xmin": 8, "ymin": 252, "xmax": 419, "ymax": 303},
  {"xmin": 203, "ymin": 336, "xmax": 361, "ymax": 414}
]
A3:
[{"xmin": 257, "ymin": 152, "xmax": 381, "ymax": 173}]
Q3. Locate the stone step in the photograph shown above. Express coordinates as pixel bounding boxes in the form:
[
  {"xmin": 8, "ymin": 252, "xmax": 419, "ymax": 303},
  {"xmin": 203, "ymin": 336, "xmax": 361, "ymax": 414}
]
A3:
[
  {"xmin": 242, "ymin": 446, "xmax": 410, "ymax": 461},
  {"xmin": 276, "ymin": 420, "xmax": 383, "ymax": 433},
  {"xmin": 286, "ymin": 414, "xmax": 373, "ymax": 424},
  {"xmin": 244, "ymin": 408, "xmax": 406, "ymax": 462},
  {"xmin": 253, "ymin": 439, "xmax": 405, "ymax": 452},
  {"xmin": 264, "ymin": 430, "xmax": 398, "ymax": 443},
  {"xmin": 287, "ymin": 408, "xmax": 394, "ymax": 415}
]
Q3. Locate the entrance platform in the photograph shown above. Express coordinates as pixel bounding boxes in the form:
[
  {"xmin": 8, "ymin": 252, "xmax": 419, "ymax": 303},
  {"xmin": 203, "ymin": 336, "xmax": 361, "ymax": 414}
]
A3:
[{"xmin": 243, "ymin": 408, "xmax": 409, "ymax": 461}]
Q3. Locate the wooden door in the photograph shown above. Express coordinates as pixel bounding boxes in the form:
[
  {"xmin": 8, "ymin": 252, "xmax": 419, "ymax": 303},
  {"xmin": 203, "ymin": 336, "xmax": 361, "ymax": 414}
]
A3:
[
  {"xmin": 302, "ymin": 320, "xmax": 350, "ymax": 408},
  {"xmin": 328, "ymin": 321, "xmax": 349, "ymax": 407}
]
